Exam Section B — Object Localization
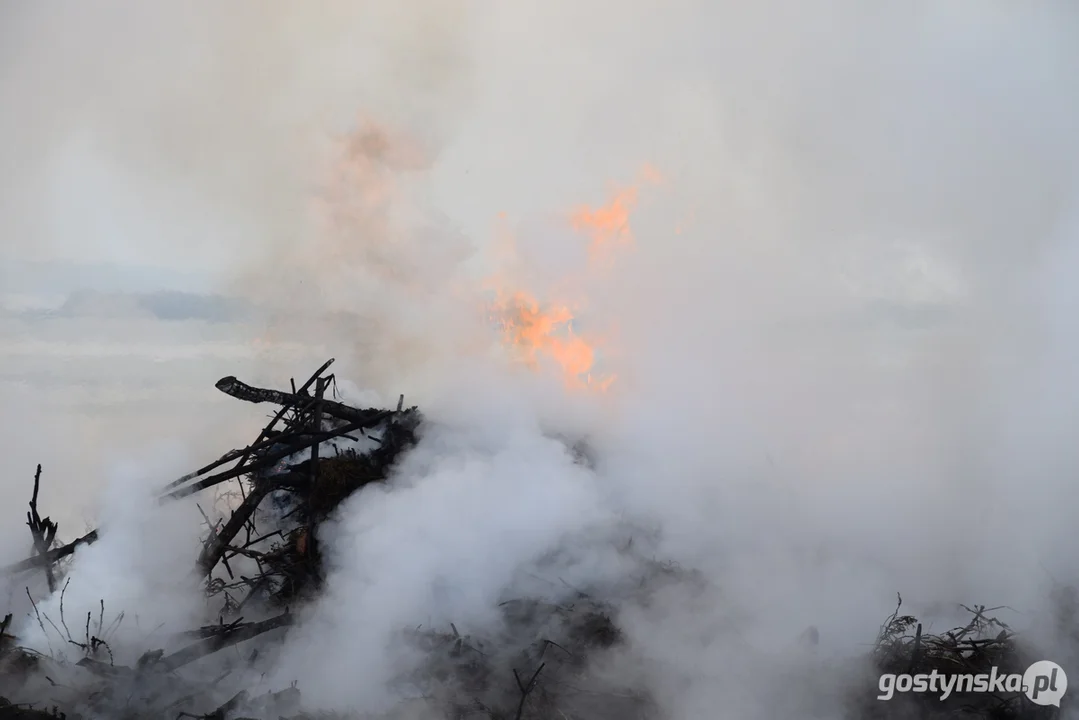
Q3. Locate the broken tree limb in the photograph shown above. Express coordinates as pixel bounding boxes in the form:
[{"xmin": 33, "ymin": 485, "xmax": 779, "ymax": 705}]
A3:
[
  {"xmin": 196, "ymin": 468, "xmax": 319, "ymax": 578},
  {"xmin": 158, "ymin": 612, "xmax": 295, "ymax": 672},
  {"xmin": 197, "ymin": 486, "xmax": 271, "ymax": 577},
  {"xmin": 171, "ymin": 617, "xmax": 248, "ymax": 642},
  {"xmin": 513, "ymin": 663, "xmax": 545, "ymax": 720},
  {"xmin": 163, "ymin": 414, "xmax": 393, "ymax": 501},
  {"xmin": 310, "ymin": 377, "xmax": 326, "ymax": 489},
  {"xmin": 162, "ymin": 359, "xmax": 336, "ymax": 493},
  {"xmin": 75, "ymin": 656, "xmax": 133, "ymax": 678},
  {"xmin": 3, "ymin": 530, "xmax": 98, "ymax": 575},
  {"xmin": 304, "ymin": 377, "xmax": 327, "ymax": 566},
  {"xmin": 25, "ymin": 464, "xmax": 58, "ymax": 592},
  {"xmin": 214, "ymin": 375, "xmax": 389, "ymax": 427},
  {"xmin": 163, "ymin": 426, "xmax": 307, "ymax": 495},
  {"xmin": 199, "ymin": 689, "xmax": 248, "ymax": 720}
]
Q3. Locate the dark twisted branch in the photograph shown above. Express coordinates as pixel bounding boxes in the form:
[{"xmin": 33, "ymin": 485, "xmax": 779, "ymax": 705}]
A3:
[
  {"xmin": 191, "ymin": 414, "xmax": 391, "ymax": 577},
  {"xmin": 26, "ymin": 464, "xmax": 59, "ymax": 592},
  {"xmin": 158, "ymin": 611, "xmax": 295, "ymax": 672},
  {"xmin": 163, "ymin": 414, "xmax": 389, "ymax": 502},
  {"xmin": 176, "ymin": 690, "xmax": 249, "ymax": 720},
  {"xmin": 161, "ymin": 359, "xmax": 336, "ymax": 493},
  {"xmin": 75, "ymin": 614, "xmax": 295, "ymax": 681},
  {"xmin": 513, "ymin": 663, "xmax": 546, "ymax": 720},
  {"xmin": 3, "ymin": 530, "xmax": 99, "ymax": 575},
  {"xmin": 214, "ymin": 375, "xmax": 389, "ymax": 427},
  {"xmin": 197, "ymin": 486, "xmax": 272, "ymax": 577},
  {"xmin": 303, "ymin": 377, "xmax": 327, "ymax": 566}
]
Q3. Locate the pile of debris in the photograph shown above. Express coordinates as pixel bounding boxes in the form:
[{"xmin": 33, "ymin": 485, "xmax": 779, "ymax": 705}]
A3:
[
  {"xmin": 854, "ymin": 595, "xmax": 1059, "ymax": 720},
  {"xmin": 0, "ymin": 359, "xmax": 1069, "ymax": 719},
  {"xmin": 0, "ymin": 360, "xmax": 653, "ymax": 720}
]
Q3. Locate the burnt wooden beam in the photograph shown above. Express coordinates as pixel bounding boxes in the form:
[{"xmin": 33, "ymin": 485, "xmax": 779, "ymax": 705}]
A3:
[
  {"xmin": 214, "ymin": 375, "xmax": 389, "ymax": 427},
  {"xmin": 161, "ymin": 359, "xmax": 335, "ymax": 493},
  {"xmin": 158, "ymin": 612, "xmax": 294, "ymax": 672},
  {"xmin": 25, "ymin": 464, "xmax": 58, "ymax": 592},
  {"xmin": 3, "ymin": 529, "xmax": 99, "ymax": 575},
  {"xmin": 164, "ymin": 415, "xmax": 388, "ymax": 501}
]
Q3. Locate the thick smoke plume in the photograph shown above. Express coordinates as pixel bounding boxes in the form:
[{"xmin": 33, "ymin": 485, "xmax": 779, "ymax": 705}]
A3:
[{"xmin": 3, "ymin": 0, "xmax": 1079, "ymax": 717}]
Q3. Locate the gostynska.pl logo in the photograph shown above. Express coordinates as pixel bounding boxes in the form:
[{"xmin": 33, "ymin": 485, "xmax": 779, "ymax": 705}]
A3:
[{"xmin": 878, "ymin": 661, "xmax": 1066, "ymax": 707}]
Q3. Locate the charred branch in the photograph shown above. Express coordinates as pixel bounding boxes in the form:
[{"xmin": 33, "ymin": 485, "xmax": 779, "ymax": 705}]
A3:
[
  {"xmin": 157, "ymin": 612, "xmax": 295, "ymax": 673},
  {"xmin": 25, "ymin": 465, "xmax": 58, "ymax": 593},
  {"xmin": 213, "ymin": 375, "xmax": 391, "ymax": 428},
  {"xmin": 161, "ymin": 359, "xmax": 336, "ymax": 494},
  {"xmin": 196, "ymin": 487, "xmax": 271, "ymax": 577},
  {"xmin": 162, "ymin": 414, "xmax": 397, "ymax": 502},
  {"xmin": 3, "ymin": 531, "xmax": 98, "ymax": 576}
]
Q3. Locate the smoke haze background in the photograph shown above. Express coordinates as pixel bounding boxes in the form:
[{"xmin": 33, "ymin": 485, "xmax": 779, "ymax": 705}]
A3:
[{"xmin": 2, "ymin": 0, "xmax": 1079, "ymax": 716}]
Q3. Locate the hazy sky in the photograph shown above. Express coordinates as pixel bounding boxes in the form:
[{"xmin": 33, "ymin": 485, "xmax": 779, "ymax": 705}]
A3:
[{"xmin": 7, "ymin": 1, "xmax": 1074, "ymax": 290}]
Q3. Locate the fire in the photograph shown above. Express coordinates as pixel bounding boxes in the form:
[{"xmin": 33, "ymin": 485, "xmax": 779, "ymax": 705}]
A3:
[
  {"xmin": 488, "ymin": 165, "xmax": 658, "ymax": 391},
  {"xmin": 491, "ymin": 290, "xmax": 595, "ymax": 380},
  {"xmin": 294, "ymin": 112, "xmax": 656, "ymax": 394},
  {"xmin": 572, "ymin": 164, "xmax": 663, "ymax": 262}
]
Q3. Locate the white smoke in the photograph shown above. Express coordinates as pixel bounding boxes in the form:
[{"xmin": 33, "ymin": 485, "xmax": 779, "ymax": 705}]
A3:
[{"xmin": 3, "ymin": 0, "xmax": 1079, "ymax": 717}]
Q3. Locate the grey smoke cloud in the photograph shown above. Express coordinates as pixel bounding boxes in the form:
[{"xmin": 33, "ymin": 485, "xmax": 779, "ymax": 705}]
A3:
[{"xmin": 2, "ymin": 0, "xmax": 1079, "ymax": 717}]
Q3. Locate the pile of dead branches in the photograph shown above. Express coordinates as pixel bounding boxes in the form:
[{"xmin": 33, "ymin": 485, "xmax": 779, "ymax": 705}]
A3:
[
  {"xmin": 0, "ymin": 360, "xmax": 650, "ymax": 720},
  {"xmin": 873, "ymin": 594, "xmax": 1020, "ymax": 680},
  {"xmin": 2, "ymin": 358, "xmax": 1067, "ymax": 719},
  {"xmin": 0, "ymin": 359, "xmax": 423, "ymax": 719},
  {"xmin": 858, "ymin": 594, "xmax": 1058, "ymax": 720},
  {"xmin": 177, "ymin": 359, "xmax": 422, "ymax": 610}
]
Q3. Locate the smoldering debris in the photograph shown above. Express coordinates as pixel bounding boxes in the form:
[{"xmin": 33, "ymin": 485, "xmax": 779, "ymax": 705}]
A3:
[
  {"xmin": 854, "ymin": 595, "xmax": 1050, "ymax": 720},
  {"xmin": 0, "ymin": 359, "xmax": 655, "ymax": 720},
  {"xmin": 0, "ymin": 359, "xmax": 1070, "ymax": 719}
]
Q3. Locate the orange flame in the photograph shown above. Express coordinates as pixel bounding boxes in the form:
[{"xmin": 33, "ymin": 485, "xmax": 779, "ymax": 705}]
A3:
[
  {"xmin": 572, "ymin": 163, "xmax": 663, "ymax": 263},
  {"xmin": 488, "ymin": 165, "xmax": 659, "ymax": 391},
  {"xmin": 490, "ymin": 290, "xmax": 596, "ymax": 381},
  {"xmin": 299, "ymin": 116, "xmax": 655, "ymax": 394}
]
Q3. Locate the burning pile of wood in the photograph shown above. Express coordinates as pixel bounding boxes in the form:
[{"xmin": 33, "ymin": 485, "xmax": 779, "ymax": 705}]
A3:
[
  {"xmin": 854, "ymin": 594, "xmax": 1056, "ymax": 720},
  {"xmin": 0, "ymin": 360, "xmax": 1067, "ymax": 719},
  {"xmin": 0, "ymin": 360, "xmax": 428, "ymax": 718},
  {"xmin": 0, "ymin": 360, "xmax": 657, "ymax": 720},
  {"xmin": 172, "ymin": 359, "xmax": 422, "ymax": 610}
]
